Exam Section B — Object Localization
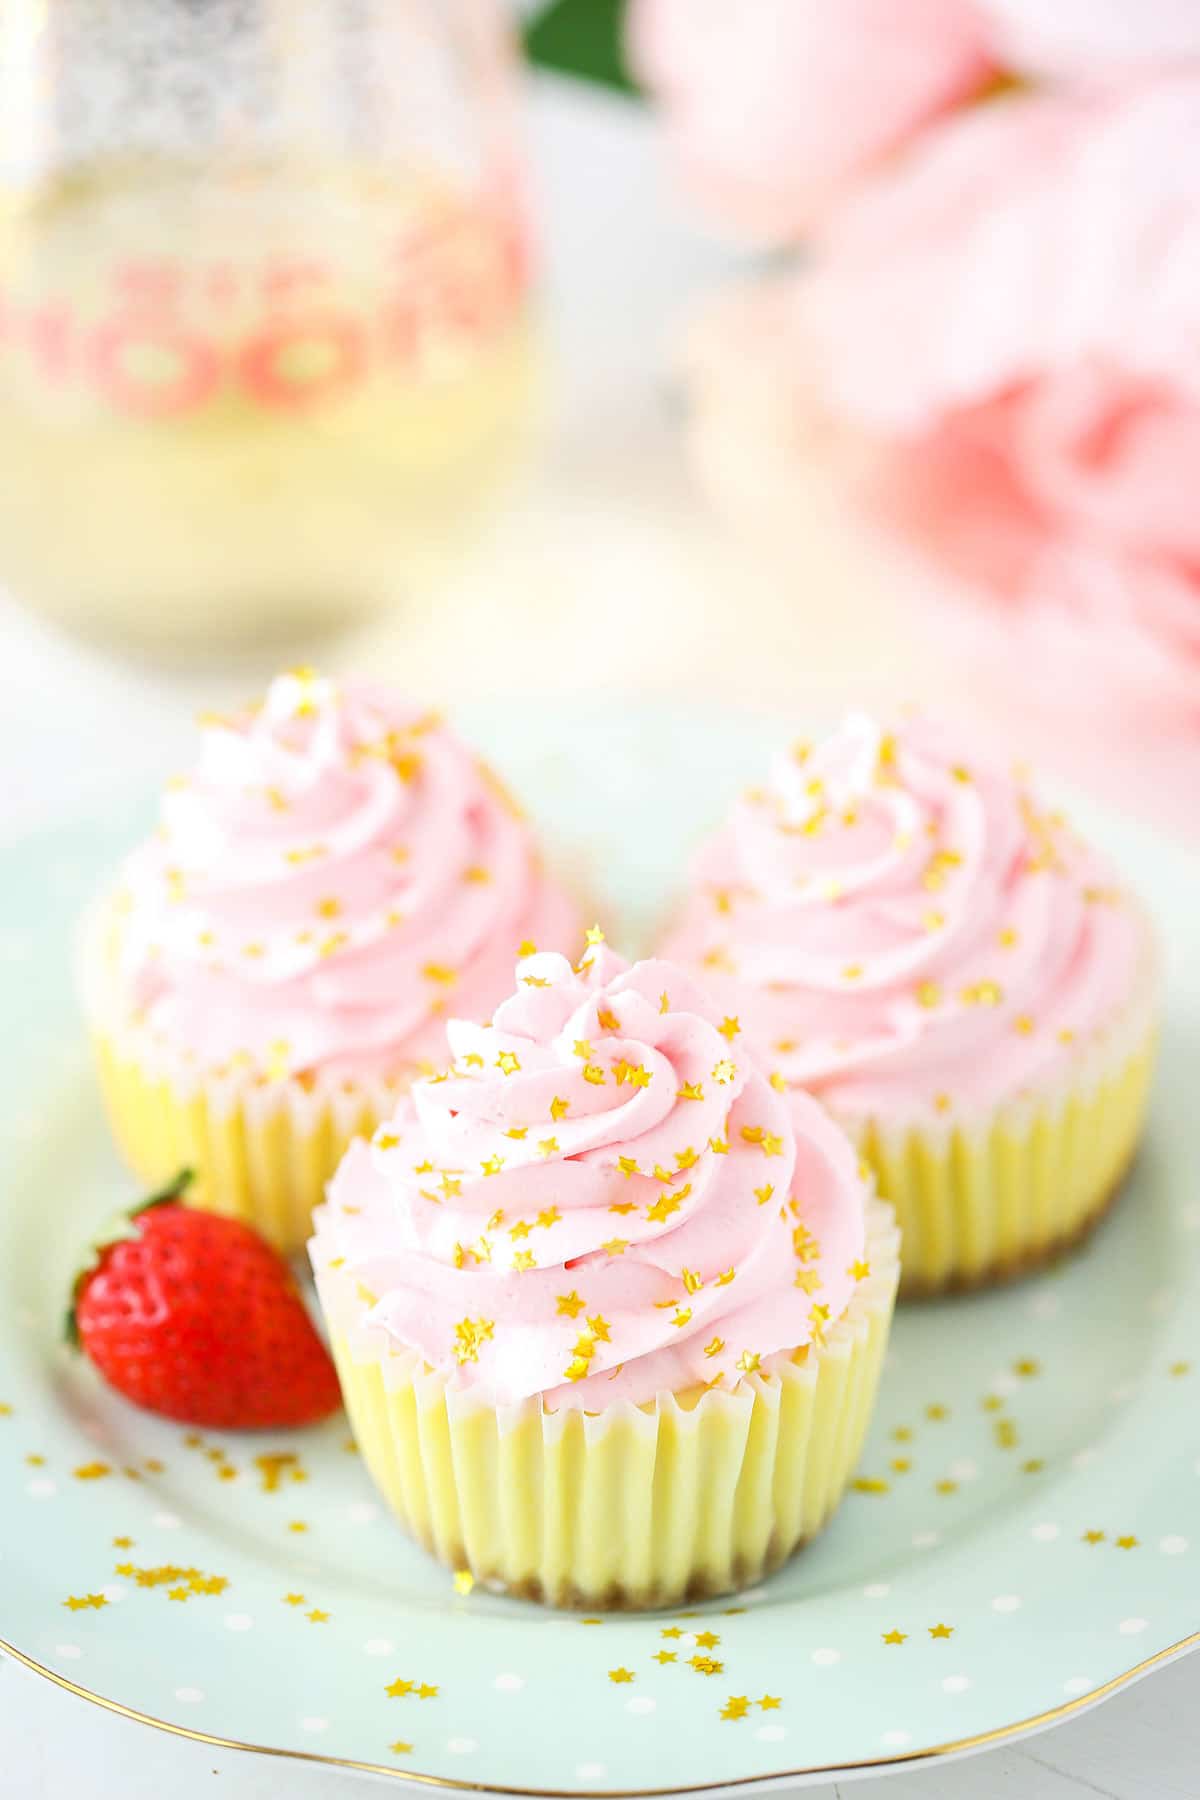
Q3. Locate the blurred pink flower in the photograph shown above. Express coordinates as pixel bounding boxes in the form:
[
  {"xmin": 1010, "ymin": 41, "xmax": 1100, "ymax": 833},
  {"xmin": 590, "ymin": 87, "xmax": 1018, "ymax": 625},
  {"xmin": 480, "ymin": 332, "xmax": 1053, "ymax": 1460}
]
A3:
[
  {"xmin": 981, "ymin": 0, "xmax": 1200, "ymax": 77},
  {"xmin": 627, "ymin": 0, "xmax": 995, "ymax": 236},
  {"xmin": 683, "ymin": 80, "xmax": 1200, "ymax": 833}
]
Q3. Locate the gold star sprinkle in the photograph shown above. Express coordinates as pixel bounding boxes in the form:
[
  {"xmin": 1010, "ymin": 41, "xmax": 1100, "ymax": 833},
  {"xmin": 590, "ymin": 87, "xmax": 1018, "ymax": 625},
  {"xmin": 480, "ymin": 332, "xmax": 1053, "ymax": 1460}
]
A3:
[
  {"xmin": 677, "ymin": 1081, "xmax": 704, "ymax": 1101},
  {"xmin": 496, "ymin": 1050, "xmax": 520, "ymax": 1076},
  {"xmin": 998, "ymin": 926, "xmax": 1018, "ymax": 947},
  {"xmin": 709, "ymin": 1135, "xmax": 729, "ymax": 1155},
  {"xmin": 73, "ymin": 1461, "xmax": 111, "ymax": 1481},
  {"xmin": 926, "ymin": 1403, "xmax": 949, "ymax": 1421},
  {"xmin": 720, "ymin": 1697, "xmax": 750, "ymax": 1722},
  {"xmin": 1115, "ymin": 1535, "xmax": 1138, "ymax": 1550},
  {"xmin": 453, "ymin": 1569, "xmax": 475, "ymax": 1594},
  {"xmin": 1014, "ymin": 1013, "xmax": 1035, "ymax": 1035},
  {"xmin": 682, "ymin": 1268, "xmax": 703, "ymax": 1294},
  {"xmin": 315, "ymin": 896, "xmax": 341, "ymax": 919},
  {"xmin": 1082, "ymin": 1530, "xmax": 1106, "ymax": 1544},
  {"xmin": 759, "ymin": 1695, "xmax": 781, "ymax": 1711},
  {"xmin": 390, "ymin": 1743, "xmax": 413, "ymax": 1756},
  {"xmin": 307, "ymin": 1609, "xmax": 329, "ymax": 1623},
  {"xmin": 769, "ymin": 1072, "xmax": 788, "ymax": 1092},
  {"xmin": 386, "ymin": 1679, "xmax": 414, "ymax": 1698},
  {"xmin": 935, "ymin": 1479, "xmax": 958, "ymax": 1495},
  {"xmin": 463, "ymin": 865, "xmax": 490, "ymax": 885},
  {"xmin": 586, "ymin": 1315, "xmax": 611, "ymax": 1343},
  {"xmin": 653, "ymin": 1651, "xmax": 677, "ymax": 1665},
  {"xmin": 962, "ymin": 980, "xmax": 1003, "ymax": 1007},
  {"xmin": 549, "ymin": 1096, "xmax": 570, "ymax": 1122},
  {"xmin": 712, "ymin": 1059, "xmax": 737, "ymax": 1085},
  {"xmin": 452, "ymin": 1317, "xmax": 495, "ymax": 1365},
  {"xmin": 1170, "ymin": 1361, "xmax": 1191, "ymax": 1377},
  {"xmin": 422, "ymin": 962, "xmax": 457, "ymax": 986},
  {"xmin": 916, "ymin": 981, "xmax": 941, "ymax": 1008},
  {"xmin": 288, "ymin": 1521, "xmax": 308, "ymax": 1534},
  {"xmin": 690, "ymin": 1655, "xmax": 723, "ymax": 1676},
  {"xmin": 852, "ymin": 1477, "xmax": 889, "ymax": 1495},
  {"xmin": 719, "ymin": 1017, "xmax": 741, "ymax": 1041},
  {"xmin": 481, "ymin": 1154, "xmax": 505, "ymax": 1177},
  {"xmin": 283, "ymin": 1593, "xmax": 305, "ymax": 1607},
  {"xmin": 537, "ymin": 1207, "xmax": 562, "ymax": 1229},
  {"xmin": 694, "ymin": 1631, "xmax": 720, "ymax": 1649},
  {"xmin": 597, "ymin": 1006, "xmax": 620, "ymax": 1031},
  {"xmin": 647, "ymin": 1191, "xmax": 684, "ymax": 1225},
  {"xmin": 761, "ymin": 1134, "xmax": 784, "ymax": 1158},
  {"xmin": 1014, "ymin": 1357, "xmax": 1040, "ymax": 1377},
  {"xmin": 63, "ymin": 1594, "xmax": 109, "ymax": 1612},
  {"xmin": 703, "ymin": 1337, "xmax": 725, "ymax": 1359},
  {"xmin": 583, "ymin": 1064, "xmax": 606, "ymax": 1086},
  {"xmin": 847, "ymin": 1259, "xmax": 871, "ymax": 1281},
  {"xmin": 928, "ymin": 1623, "xmax": 953, "ymax": 1639},
  {"xmin": 512, "ymin": 1249, "xmax": 536, "ymax": 1272},
  {"xmin": 417, "ymin": 1684, "xmax": 438, "ymax": 1701},
  {"xmin": 754, "ymin": 1184, "xmax": 775, "ymax": 1207},
  {"xmin": 882, "ymin": 1630, "xmax": 906, "ymax": 1646},
  {"xmin": 671, "ymin": 1308, "xmax": 693, "ymax": 1329},
  {"xmin": 601, "ymin": 1238, "xmax": 628, "ymax": 1257},
  {"xmin": 608, "ymin": 1667, "xmax": 635, "ymax": 1684},
  {"xmin": 736, "ymin": 1351, "xmax": 761, "ymax": 1375}
]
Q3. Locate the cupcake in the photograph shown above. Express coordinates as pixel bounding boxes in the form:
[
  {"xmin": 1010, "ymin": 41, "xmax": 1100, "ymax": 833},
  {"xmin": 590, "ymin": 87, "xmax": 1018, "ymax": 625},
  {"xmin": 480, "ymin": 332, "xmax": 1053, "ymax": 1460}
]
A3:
[
  {"xmin": 81, "ymin": 671, "xmax": 580, "ymax": 1253},
  {"xmin": 661, "ymin": 712, "xmax": 1157, "ymax": 1295},
  {"xmin": 311, "ymin": 937, "xmax": 898, "ymax": 1610}
]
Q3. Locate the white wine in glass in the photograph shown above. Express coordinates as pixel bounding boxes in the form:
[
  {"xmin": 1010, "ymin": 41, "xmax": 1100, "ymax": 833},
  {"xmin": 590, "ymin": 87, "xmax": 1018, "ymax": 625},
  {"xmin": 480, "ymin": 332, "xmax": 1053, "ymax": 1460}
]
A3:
[{"xmin": 0, "ymin": 1, "xmax": 539, "ymax": 653}]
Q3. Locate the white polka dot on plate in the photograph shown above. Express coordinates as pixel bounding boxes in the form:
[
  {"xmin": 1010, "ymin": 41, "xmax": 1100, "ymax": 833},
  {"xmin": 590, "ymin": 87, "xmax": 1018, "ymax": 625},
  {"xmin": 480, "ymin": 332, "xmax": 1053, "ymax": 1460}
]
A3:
[
  {"xmin": 912, "ymin": 1531, "xmax": 941, "ymax": 1550},
  {"xmin": 1110, "ymin": 1380, "xmax": 1137, "ymax": 1404},
  {"xmin": 863, "ymin": 1582, "xmax": 890, "ymax": 1599},
  {"xmin": 55, "ymin": 1646, "xmax": 81, "ymax": 1661},
  {"xmin": 224, "ymin": 1614, "xmax": 253, "ymax": 1632},
  {"xmin": 1160, "ymin": 1536, "xmax": 1189, "ymax": 1555},
  {"xmin": 174, "ymin": 1688, "xmax": 204, "ymax": 1704},
  {"xmin": 942, "ymin": 1676, "xmax": 971, "ymax": 1694},
  {"xmin": 1071, "ymin": 1448, "xmax": 1099, "ymax": 1471},
  {"xmin": 988, "ymin": 1372, "xmax": 1019, "ymax": 1397},
  {"xmin": 626, "ymin": 1697, "xmax": 656, "ymax": 1716},
  {"xmin": 881, "ymin": 1730, "xmax": 911, "ymax": 1748},
  {"xmin": 26, "ymin": 1478, "xmax": 56, "ymax": 1498},
  {"xmin": 100, "ymin": 1584, "xmax": 127, "ymax": 1605},
  {"xmin": 576, "ymin": 1765, "xmax": 606, "ymax": 1781},
  {"xmin": 1027, "ymin": 1291, "xmax": 1060, "ymax": 1320},
  {"xmin": 1119, "ymin": 1618, "xmax": 1148, "ymax": 1635},
  {"xmin": 364, "ymin": 1639, "xmax": 394, "ymax": 1656},
  {"xmin": 1031, "ymin": 1522, "xmax": 1060, "ymax": 1542},
  {"xmin": 446, "ymin": 1738, "xmax": 477, "ymax": 1755},
  {"xmin": 1063, "ymin": 1676, "xmax": 1093, "ymax": 1696},
  {"xmin": 948, "ymin": 1459, "xmax": 979, "ymax": 1483},
  {"xmin": 755, "ymin": 1725, "xmax": 787, "ymax": 1744},
  {"xmin": 346, "ymin": 1502, "xmax": 378, "ymax": 1525},
  {"xmin": 811, "ymin": 1648, "xmax": 841, "ymax": 1666},
  {"xmin": 992, "ymin": 1595, "xmax": 1022, "ymax": 1614},
  {"xmin": 494, "ymin": 1673, "xmax": 525, "ymax": 1692},
  {"xmin": 300, "ymin": 1717, "xmax": 329, "ymax": 1734},
  {"xmin": 151, "ymin": 1512, "xmax": 181, "ymax": 1530}
]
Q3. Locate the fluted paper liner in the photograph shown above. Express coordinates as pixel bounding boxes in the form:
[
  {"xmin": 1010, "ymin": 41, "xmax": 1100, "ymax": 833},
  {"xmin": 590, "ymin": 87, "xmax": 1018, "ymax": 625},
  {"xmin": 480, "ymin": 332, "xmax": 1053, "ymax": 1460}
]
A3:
[
  {"xmin": 312, "ymin": 1199, "xmax": 899, "ymax": 1611},
  {"xmin": 842, "ymin": 978, "xmax": 1156, "ymax": 1298}
]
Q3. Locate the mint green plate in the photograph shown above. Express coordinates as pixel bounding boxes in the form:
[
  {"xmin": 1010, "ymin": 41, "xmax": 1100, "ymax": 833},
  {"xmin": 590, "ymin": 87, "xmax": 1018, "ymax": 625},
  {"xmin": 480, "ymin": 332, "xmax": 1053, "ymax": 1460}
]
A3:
[{"xmin": 1, "ymin": 702, "xmax": 1197, "ymax": 1794}]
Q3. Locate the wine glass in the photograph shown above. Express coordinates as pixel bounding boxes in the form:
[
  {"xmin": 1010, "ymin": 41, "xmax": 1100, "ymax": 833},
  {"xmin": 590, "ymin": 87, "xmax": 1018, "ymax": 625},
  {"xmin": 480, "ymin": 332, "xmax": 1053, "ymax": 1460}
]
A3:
[{"xmin": 0, "ymin": 0, "xmax": 536, "ymax": 654}]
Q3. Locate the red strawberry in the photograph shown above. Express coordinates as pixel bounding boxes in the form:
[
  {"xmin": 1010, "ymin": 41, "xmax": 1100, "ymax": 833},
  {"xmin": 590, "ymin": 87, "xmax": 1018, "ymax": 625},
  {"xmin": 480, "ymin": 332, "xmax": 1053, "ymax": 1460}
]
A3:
[{"xmin": 68, "ymin": 1171, "xmax": 342, "ymax": 1429}]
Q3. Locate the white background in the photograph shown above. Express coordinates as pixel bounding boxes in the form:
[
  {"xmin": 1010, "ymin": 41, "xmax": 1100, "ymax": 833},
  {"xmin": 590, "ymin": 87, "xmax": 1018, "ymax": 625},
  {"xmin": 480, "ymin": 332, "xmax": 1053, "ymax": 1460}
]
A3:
[{"xmin": 0, "ymin": 74, "xmax": 1195, "ymax": 1800}]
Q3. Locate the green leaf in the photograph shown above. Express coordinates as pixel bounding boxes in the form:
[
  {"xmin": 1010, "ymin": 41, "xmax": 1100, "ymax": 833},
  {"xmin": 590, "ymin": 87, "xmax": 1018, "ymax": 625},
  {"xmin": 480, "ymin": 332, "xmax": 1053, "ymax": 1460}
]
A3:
[{"xmin": 523, "ymin": 0, "xmax": 639, "ymax": 97}]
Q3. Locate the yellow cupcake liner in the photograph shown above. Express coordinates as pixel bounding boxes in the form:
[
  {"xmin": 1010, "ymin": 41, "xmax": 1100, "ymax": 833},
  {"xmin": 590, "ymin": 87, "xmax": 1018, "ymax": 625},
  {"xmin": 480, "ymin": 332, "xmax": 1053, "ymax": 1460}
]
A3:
[
  {"xmin": 313, "ymin": 1199, "xmax": 899, "ymax": 1611},
  {"xmin": 846, "ymin": 1011, "xmax": 1156, "ymax": 1299},
  {"xmin": 91, "ymin": 1030, "xmax": 396, "ymax": 1255}
]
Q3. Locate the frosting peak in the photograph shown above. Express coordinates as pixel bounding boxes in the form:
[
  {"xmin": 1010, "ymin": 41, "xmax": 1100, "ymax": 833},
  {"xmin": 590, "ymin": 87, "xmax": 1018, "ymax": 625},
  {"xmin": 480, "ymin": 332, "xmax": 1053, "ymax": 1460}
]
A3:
[
  {"xmin": 316, "ymin": 943, "xmax": 869, "ymax": 1407},
  {"xmin": 111, "ymin": 673, "xmax": 578, "ymax": 1077},
  {"xmin": 662, "ymin": 712, "xmax": 1147, "ymax": 1117}
]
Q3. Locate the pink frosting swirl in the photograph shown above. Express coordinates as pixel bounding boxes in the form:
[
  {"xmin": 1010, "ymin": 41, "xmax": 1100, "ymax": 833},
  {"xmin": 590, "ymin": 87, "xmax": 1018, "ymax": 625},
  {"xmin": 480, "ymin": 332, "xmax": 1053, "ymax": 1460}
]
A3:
[
  {"xmin": 661, "ymin": 713, "xmax": 1150, "ymax": 1120},
  {"xmin": 314, "ymin": 943, "xmax": 869, "ymax": 1408},
  {"xmin": 110, "ymin": 672, "xmax": 579, "ymax": 1078}
]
